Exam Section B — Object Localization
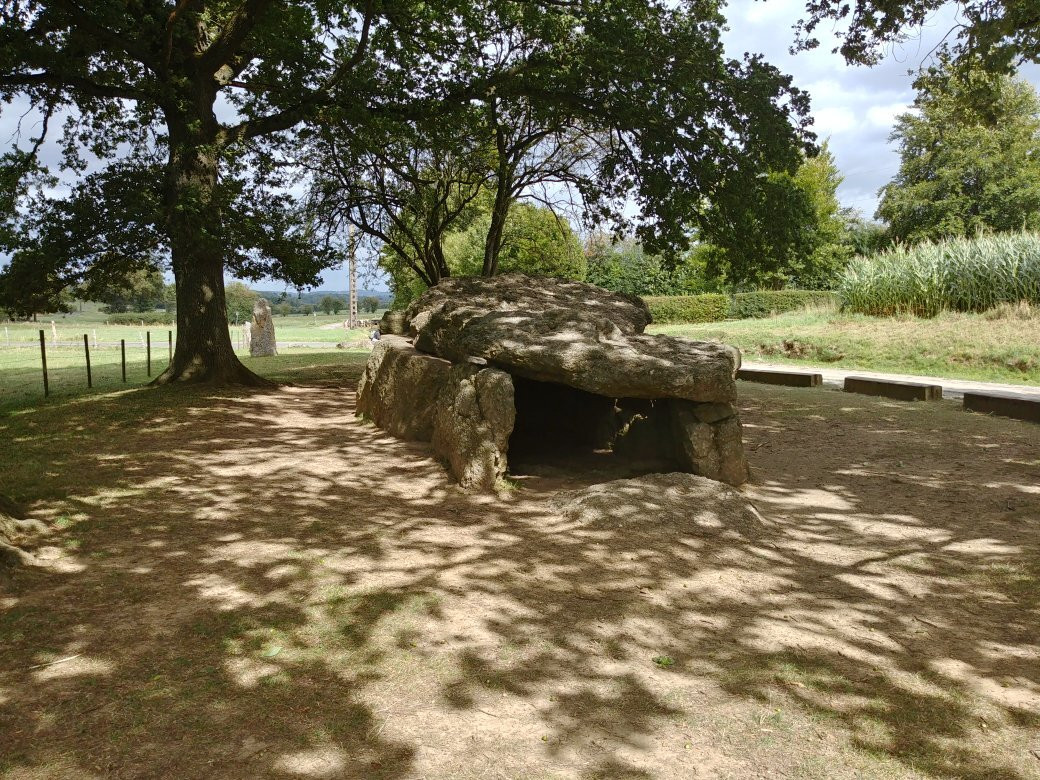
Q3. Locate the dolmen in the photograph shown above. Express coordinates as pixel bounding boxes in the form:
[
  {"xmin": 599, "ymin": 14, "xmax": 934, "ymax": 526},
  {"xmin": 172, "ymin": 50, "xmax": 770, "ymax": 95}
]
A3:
[{"xmin": 357, "ymin": 274, "xmax": 748, "ymax": 490}]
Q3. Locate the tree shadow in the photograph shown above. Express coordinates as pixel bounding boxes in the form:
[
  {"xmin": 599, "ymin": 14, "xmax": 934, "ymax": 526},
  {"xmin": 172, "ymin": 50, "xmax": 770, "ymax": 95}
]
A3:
[{"xmin": 1, "ymin": 372, "xmax": 1038, "ymax": 778}]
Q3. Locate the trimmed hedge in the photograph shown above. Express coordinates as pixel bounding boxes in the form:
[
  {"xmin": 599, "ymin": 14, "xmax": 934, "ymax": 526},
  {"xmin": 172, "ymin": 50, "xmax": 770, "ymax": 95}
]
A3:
[
  {"xmin": 107, "ymin": 312, "xmax": 174, "ymax": 325},
  {"xmin": 645, "ymin": 290, "xmax": 840, "ymax": 324},
  {"xmin": 729, "ymin": 290, "xmax": 840, "ymax": 319},
  {"xmin": 644, "ymin": 294, "xmax": 729, "ymax": 324}
]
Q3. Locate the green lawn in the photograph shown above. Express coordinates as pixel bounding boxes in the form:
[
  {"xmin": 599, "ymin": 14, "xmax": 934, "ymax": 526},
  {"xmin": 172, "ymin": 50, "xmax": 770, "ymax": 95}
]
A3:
[
  {"xmin": 650, "ymin": 308, "xmax": 1040, "ymax": 385},
  {"xmin": 0, "ymin": 312, "xmax": 381, "ymax": 413},
  {"xmin": 0, "ymin": 348, "xmax": 370, "ymax": 416}
]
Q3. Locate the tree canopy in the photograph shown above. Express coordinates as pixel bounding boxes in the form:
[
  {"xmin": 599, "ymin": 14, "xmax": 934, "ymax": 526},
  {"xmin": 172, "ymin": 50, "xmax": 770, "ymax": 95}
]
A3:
[
  {"xmin": 877, "ymin": 60, "xmax": 1040, "ymax": 244},
  {"xmin": 796, "ymin": 0, "xmax": 1040, "ymax": 69},
  {"xmin": 697, "ymin": 144, "xmax": 851, "ymax": 290},
  {"xmin": 1, "ymin": 1, "xmax": 812, "ymax": 381}
]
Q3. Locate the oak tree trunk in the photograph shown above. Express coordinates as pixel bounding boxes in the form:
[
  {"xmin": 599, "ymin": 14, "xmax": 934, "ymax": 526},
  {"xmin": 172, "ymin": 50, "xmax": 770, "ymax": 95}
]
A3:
[{"xmin": 154, "ymin": 100, "xmax": 270, "ymax": 386}]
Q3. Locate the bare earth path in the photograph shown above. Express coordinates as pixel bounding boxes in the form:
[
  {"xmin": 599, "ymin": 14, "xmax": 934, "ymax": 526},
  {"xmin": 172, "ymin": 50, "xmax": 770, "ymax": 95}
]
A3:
[{"xmin": 1, "ymin": 367, "xmax": 1038, "ymax": 780}]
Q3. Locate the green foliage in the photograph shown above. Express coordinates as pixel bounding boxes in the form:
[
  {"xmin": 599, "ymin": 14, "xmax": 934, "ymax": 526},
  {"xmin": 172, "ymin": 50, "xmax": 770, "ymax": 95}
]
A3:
[
  {"xmin": 878, "ymin": 60, "xmax": 1040, "ymax": 244},
  {"xmin": 320, "ymin": 296, "xmax": 345, "ymax": 315},
  {"xmin": 700, "ymin": 144, "xmax": 852, "ymax": 290},
  {"xmin": 0, "ymin": 251, "xmax": 73, "ymax": 319},
  {"xmin": 795, "ymin": 0, "xmax": 1040, "ymax": 70},
  {"xmin": 106, "ymin": 313, "xmax": 174, "ymax": 326},
  {"xmin": 843, "ymin": 214, "xmax": 891, "ymax": 257},
  {"xmin": 385, "ymin": 203, "xmax": 587, "ymax": 307},
  {"xmin": 446, "ymin": 204, "xmax": 586, "ymax": 280},
  {"xmin": 359, "ymin": 296, "xmax": 380, "ymax": 314},
  {"xmin": 643, "ymin": 290, "xmax": 839, "ymax": 323},
  {"xmin": 645, "ymin": 294, "xmax": 730, "ymax": 324},
  {"xmin": 225, "ymin": 282, "xmax": 258, "ymax": 324},
  {"xmin": 86, "ymin": 268, "xmax": 166, "ymax": 314},
  {"xmin": 840, "ymin": 232, "xmax": 1040, "ymax": 317},
  {"xmin": 730, "ymin": 290, "xmax": 841, "ymax": 319},
  {"xmin": 585, "ymin": 237, "xmax": 715, "ymax": 297}
]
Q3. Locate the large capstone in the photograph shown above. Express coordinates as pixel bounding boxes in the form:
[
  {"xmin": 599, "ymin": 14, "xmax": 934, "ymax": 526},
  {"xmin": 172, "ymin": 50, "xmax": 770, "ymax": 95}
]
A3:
[
  {"xmin": 357, "ymin": 274, "xmax": 749, "ymax": 488},
  {"xmin": 249, "ymin": 298, "xmax": 278, "ymax": 357},
  {"xmin": 404, "ymin": 273, "xmax": 739, "ymax": 403}
]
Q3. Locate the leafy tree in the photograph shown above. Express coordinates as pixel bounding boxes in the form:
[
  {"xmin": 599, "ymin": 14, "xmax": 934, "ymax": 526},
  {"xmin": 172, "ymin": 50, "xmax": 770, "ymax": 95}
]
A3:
[
  {"xmin": 384, "ymin": 203, "xmax": 587, "ymax": 305},
  {"xmin": 359, "ymin": 296, "xmax": 380, "ymax": 314},
  {"xmin": 162, "ymin": 283, "xmax": 177, "ymax": 312},
  {"xmin": 0, "ymin": 251, "xmax": 72, "ymax": 319},
  {"xmin": 274, "ymin": 303, "xmax": 292, "ymax": 317},
  {"xmin": 305, "ymin": 1, "xmax": 813, "ymax": 293},
  {"xmin": 225, "ymin": 282, "xmax": 259, "ymax": 324},
  {"xmin": 698, "ymin": 144, "xmax": 852, "ymax": 289},
  {"xmin": 320, "ymin": 295, "xmax": 345, "ymax": 315},
  {"xmin": 877, "ymin": 61, "xmax": 1040, "ymax": 244},
  {"xmin": 842, "ymin": 214, "xmax": 891, "ymax": 256},
  {"xmin": 447, "ymin": 204, "xmax": 586, "ymax": 280},
  {"xmin": 585, "ymin": 236, "xmax": 716, "ymax": 297},
  {"xmin": 795, "ymin": 0, "xmax": 1040, "ymax": 70},
  {"xmin": 85, "ymin": 268, "xmax": 167, "ymax": 313}
]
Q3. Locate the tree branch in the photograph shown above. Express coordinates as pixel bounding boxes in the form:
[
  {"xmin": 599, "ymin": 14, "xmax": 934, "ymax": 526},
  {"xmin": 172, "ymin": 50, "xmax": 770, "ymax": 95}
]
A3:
[
  {"xmin": 0, "ymin": 70, "xmax": 148, "ymax": 102},
  {"xmin": 198, "ymin": 0, "xmax": 277, "ymax": 75}
]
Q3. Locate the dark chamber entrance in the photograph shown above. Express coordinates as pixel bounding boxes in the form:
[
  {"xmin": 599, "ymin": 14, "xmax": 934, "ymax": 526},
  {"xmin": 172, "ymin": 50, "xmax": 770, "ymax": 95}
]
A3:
[{"xmin": 507, "ymin": 376, "xmax": 683, "ymax": 479}]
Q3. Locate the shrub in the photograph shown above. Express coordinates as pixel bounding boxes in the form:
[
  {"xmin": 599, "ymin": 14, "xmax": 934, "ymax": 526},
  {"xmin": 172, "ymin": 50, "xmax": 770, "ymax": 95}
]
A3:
[
  {"xmin": 645, "ymin": 294, "xmax": 730, "ymax": 324},
  {"xmin": 840, "ymin": 232, "xmax": 1040, "ymax": 317},
  {"xmin": 107, "ymin": 312, "xmax": 174, "ymax": 325},
  {"xmin": 729, "ymin": 290, "xmax": 841, "ymax": 319}
]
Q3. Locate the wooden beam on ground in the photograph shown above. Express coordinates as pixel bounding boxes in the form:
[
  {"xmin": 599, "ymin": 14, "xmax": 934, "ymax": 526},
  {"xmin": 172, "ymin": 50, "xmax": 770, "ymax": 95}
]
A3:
[
  {"xmin": 963, "ymin": 392, "xmax": 1040, "ymax": 424},
  {"xmin": 844, "ymin": 376, "xmax": 943, "ymax": 401},
  {"xmin": 736, "ymin": 368, "xmax": 822, "ymax": 388}
]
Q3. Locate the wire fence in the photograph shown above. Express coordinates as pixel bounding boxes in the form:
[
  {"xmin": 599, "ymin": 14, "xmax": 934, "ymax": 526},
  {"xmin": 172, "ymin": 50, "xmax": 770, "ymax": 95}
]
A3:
[{"xmin": 0, "ymin": 327, "xmax": 176, "ymax": 409}]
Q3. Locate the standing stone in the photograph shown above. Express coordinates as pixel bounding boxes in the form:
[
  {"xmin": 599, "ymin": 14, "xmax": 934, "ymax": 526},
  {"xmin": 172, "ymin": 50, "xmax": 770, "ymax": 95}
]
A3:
[{"xmin": 250, "ymin": 299, "xmax": 277, "ymax": 357}]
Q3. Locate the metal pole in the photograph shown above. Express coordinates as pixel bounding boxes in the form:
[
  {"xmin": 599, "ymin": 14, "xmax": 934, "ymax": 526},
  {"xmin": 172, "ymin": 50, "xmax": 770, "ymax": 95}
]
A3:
[
  {"xmin": 121, "ymin": 339, "xmax": 126, "ymax": 383},
  {"xmin": 146, "ymin": 331, "xmax": 151, "ymax": 377},
  {"xmin": 39, "ymin": 329, "xmax": 49, "ymax": 397},
  {"xmin": 348, "ymin": 224, "xmax": 358, "ymax": 329},
  {"xmin": 83, "ymin": 333, "xmax": 92, "ymax": 388}
]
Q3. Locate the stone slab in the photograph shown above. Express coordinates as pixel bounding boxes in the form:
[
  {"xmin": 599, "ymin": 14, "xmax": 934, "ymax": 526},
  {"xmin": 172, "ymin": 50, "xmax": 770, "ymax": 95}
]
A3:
[
  {"xmin": 844, "ymin": 376, "xmax": 943, "ymax": 401},
  {"xmin": 737, "ymin": 368, "xmax": 822, "ymax": 387},
  {"xmin": 963, "ymin": 392, "xmax": 1040, "ymax": 424}
]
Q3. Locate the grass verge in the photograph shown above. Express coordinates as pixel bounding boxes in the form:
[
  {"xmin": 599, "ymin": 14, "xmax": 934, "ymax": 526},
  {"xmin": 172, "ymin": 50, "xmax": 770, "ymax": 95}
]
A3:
[{"xmin": 651, "ymin": 308, "xmax": 1040, "ymax": 384}]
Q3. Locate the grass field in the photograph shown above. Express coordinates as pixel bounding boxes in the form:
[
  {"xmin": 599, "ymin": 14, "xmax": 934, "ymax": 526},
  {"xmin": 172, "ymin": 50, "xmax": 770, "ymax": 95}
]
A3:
[
  {"xmin": 1, "ymin": 359, "xmax": 1038, "ymax": 779},
  {"xmin": 651, "ymin": 307, "xmax": 1040, "ymax": 385},
  {"xmin": 0, "ymin": 313, "xmax": 378, "ymax": 413}
]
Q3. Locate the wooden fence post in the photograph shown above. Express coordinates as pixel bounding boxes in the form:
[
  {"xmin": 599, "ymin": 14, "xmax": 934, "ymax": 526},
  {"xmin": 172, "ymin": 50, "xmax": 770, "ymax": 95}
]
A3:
[
  {"xmin": 83, "ymin": 334, "xmax": 92, "ymax": 388},
  {"xmin": 39, "ymin": 329, "xmax": 48, "ymax": 397},
  {"xmin": 121, "ymin": 339, "xmax": 127, "ymax": 383}
]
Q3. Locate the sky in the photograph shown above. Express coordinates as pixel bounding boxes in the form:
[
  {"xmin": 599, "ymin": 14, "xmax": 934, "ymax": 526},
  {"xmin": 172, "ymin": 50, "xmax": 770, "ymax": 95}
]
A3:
[
  {"xmin": 2, "ymin": 2, "xmax": 1039, "ymax": 292},
  {"xmin": 721, "ymin": 0, "xmax": 1040, "ymax": 217}
]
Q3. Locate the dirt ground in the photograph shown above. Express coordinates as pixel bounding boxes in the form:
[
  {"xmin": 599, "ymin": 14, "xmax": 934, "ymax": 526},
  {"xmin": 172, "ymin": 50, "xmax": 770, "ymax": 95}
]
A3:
[{"xmin": 1, "ymin": 366, "xmax": 1038, "ymax": 780}]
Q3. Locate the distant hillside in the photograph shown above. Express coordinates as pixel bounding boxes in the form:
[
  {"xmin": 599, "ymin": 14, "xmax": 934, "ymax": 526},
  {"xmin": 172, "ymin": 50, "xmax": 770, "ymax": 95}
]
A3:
[{"xmin": 255, "ymin": 289, "xmax": 391, "ymax": 306}]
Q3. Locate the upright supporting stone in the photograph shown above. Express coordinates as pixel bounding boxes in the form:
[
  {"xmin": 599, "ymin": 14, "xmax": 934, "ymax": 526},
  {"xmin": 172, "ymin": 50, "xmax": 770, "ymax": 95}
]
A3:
[{"xmin": 432, "ymin": 365, "xmax": 515, "ymax": 490}]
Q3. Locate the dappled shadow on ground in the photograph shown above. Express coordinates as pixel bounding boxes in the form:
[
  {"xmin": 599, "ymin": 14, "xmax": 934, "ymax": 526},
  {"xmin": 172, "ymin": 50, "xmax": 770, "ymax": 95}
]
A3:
[{"xmin": 1, "ymin": 372, "xmax": 1038, "ymax": 779}]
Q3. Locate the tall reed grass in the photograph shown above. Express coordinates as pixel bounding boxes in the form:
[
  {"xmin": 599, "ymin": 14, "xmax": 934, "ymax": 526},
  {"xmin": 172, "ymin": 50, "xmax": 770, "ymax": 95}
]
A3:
[{"xmin": 840, "ymin": 232, "xmax": 1040, "ymax": 317}]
